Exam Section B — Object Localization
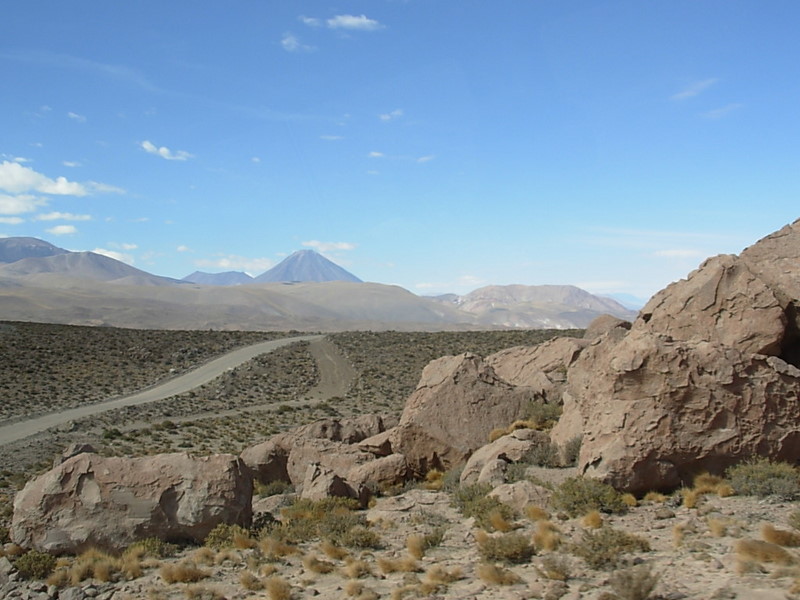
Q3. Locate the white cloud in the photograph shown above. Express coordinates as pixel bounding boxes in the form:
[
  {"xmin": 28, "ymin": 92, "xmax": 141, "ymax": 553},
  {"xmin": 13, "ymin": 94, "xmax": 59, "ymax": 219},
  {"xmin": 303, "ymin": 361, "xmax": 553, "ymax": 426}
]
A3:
[
  {"xmin": 0, "ymin": 193, "xmax": 46, "ymax": 215},
  {"xmin": 702, "ymin": 103, "xmax": 743, "ymax": 119},
  {"xmin": 114, "ymin": 242, "xmax": 138, "ymax": 251},
  {"xmin": 368, "ymin": 151, "xmax": 384, "ymax": 158},
  {"xmin": 62, "ymin": 161, "xmax": 82, "ymax": 168},
  {"xmin": 1, "ymin": 154, "xmax": 31, "ymax": 163},
  {"xmin": 327, "ymin": 14, "xmax": 383, "ymax": 31},
  {"xmin": 302, "ymin": 240, "xmax": 356, "ymax": 252},
  {"xmin": 379, "ymin": 109, "xmax": 403, "ymax": 121},
  {"xmin": 0, "ymin": 161, "xmax": 88, "ymax": 195},
  {"xmin": 299, "ymin": 15, "xmax": 322, "ymax": 27},
  {"xmin": 46, "ymin": 225, "xmax": 77, "ymax": 235},
  {"xmin": 35, "ymin": 212, "xmax": 92, "ymax": 221},
  {"xmin": 177, "ymin": 245, "xmax": 190, "ymax": 252},
  {"xmin": 281, "ymin": 32, "xmax": 315, "ymax": 52},
  {"xmin": 195, "ymin": 255, "xmax": 275, "ymax": 274},
  {"xmin": 87, "ymin": 181, "xmax": 125, "ymax": 194},
  {"xmin": 0, "ymin": 217, "xmax": 24, "ymax": 225},
  {"xmin": 671, "ymin": 78, "xmax": 718, "ymax": 101},
  {"xmin": 417, "ymin": 155, "xmax": 435, "ymax": 163},
  {"xmin": 320, "ymin": 135, "xmax": 344, "ymax": 141},
  {"xmin": 251, "ymin": 156, "xmax": 261, "ymax": 163},
  {"xmin": 67, "ymin": 111, "xmax": 86, "ymax": 123},
  {"xmin": 140, "ymin": 140, "xmax": 193, "ymax": 161},
  {"xmin": 93, "ymin": 247, "xmax": 134, "ymax": 264}
]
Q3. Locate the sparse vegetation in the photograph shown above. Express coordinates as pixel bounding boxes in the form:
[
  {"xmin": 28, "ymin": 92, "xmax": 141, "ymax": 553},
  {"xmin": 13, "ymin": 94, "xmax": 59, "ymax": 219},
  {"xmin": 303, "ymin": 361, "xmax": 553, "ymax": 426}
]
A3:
[
  {"xmin": 570, "ymin": 527, "xmax": 651, "ymax": 570},
  {"xmin": 451, "ymin": 482, "xmax": 517, "ymax": 531},
  {"xmin": 14, "ymin": 550, "xmax": 57, "ymax": 580},
  {"xmin": 608, "ymin": 564, "xmax": 660, "ymax": 600},
  {"xmin": 476, "ymin": 530, "xmax": 535, "ymax": 563},
  {"xmin": 726, "ymin": 458, "xmax": 800, "ymax": 499},
  {"xmin": 551, "ymin": 477, "xmax": 628, "ymax": 517}
]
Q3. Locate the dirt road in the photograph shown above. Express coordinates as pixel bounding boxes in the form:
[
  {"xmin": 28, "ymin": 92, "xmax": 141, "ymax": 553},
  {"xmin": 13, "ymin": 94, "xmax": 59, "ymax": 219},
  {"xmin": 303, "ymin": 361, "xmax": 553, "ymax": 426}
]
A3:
[{"xmin": 0, "ymin": 334, "xmax": 325, "ymax": 445}]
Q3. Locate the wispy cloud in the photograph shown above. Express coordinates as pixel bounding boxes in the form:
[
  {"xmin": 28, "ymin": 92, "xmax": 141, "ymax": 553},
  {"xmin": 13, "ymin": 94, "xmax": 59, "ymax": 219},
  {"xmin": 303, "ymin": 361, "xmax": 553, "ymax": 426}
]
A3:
[
  {"xmin": 35, "ymin": 212, "xmax": 92, "ymax": 221},
  {"xmin": 320, "ymin": 135, "xmax": 344, "ymax": 141},
  {"xmin": 62, "ymin": 161, "xmax": 82, "ymax": 168},
  {"xmin": 368, "ymin": 151, "xmax": 385, "ymax": 158},
  {"xmin": 281, "ymin": 33, "xmax": 315, "ymax": 53},
  {"xmin": 0, "ymin": 216, "xmax": 24, "ymax": 225},
  {"xmin": 46, "ymin": 224, "xmax": 77, "ymax": 235},
  {"xmin": 702, "ymin": 103, "xmax": 743, "ymax": 119},
  {"xmin": 671, "ymin": 78, "xmax": 718, "ymax": 101},
  {"xmin": 67, "ymin": 111, "xmax": 86, "ymax": 123},
  {"xmin": 177, "ymin": 245, "xmax": 190, "ymax": 252},
  {"xmin": 417, "ymin": 155, "xmax": 435, "ymax": 163},
  {"xmin": 93, "ymin": 247, "xmax": 134, "ymax": 264},
  {"xmin": 299, "ymin": 15, "xmax": 322, "ymax": 27},
  {"xmin": 379, "ymin": 109, "xmax": 403, "ymax": 121},
  {"xmin": 302, "ymin": 240, "xmax": 356, "ymax": 252},
  {"xmin": 327, "ymin": 14, "xmax": 384, "ymax": 31},
  {"xmin": 140, "ymin": 140, "xmax": 193, "ymax": 161}
]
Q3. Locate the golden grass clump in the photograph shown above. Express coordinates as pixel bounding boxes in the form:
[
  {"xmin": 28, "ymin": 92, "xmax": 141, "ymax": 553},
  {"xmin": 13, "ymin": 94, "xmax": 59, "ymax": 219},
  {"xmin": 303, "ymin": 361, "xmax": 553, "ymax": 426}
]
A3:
[
  {"xmin": 185, "ymin": 585, "xmax": 225, "ymax": 600},
  {"xmin": 191, "ymin": 547, "xmax": 215, "ymax": 566},
  {"xmin": 214, "ymin": 548, "xmax": 240, "ymax": 565},
  {"xmin": 259, "ymin": 564, "xmax": 279, "ymax": 577},
  {"xmin": 582, "ymin": 510, "xmax": 603, "ymax": 529},
  {"xmin": 264, "ymin": 576, "xmax": 293, "ymax": 600},
  {"xmin": 259, "ymin": 536, "xmax": 300, "ymax": 560},
  {"xmin": 533, "ymin": 520, "xmax": 562, "ymax": 552},
  {"xmin": 377, "ymin": 556, "xmax": 421, "ymax": 574},
  {"xmin": 672, "ymin": 523, "xmax": 685, "ymax": 549},
  {"xmin": 537, "ymin": 555, "xmax": 570, "ymax": 581},
  {"xmin": 302, "ymin": 553, "xmax": 336, "ymax": 574},
  {"xmin": 320, "ymin": 539, "xmax": 350, "ymax": 561},
  {"xmin": 476, "ymin": 529, "xmax": 535, "ymax": 563},
  {"xmin": 525, "ymin": 505, "xmax": 550, "ymax": 522},
  {"xmin": 160, "ymin": 561, "xmax": 210, "ymax": 584},
  {"xmin": 488, "ymin": 507, "xmax": 515, "ymax": 533},
  {"xmin": 682, "ymin": 489, "xmax": 700, "ymax": 509},
  {"xmin": 621, "ymin": 493, "xmax": 638, "ymax": 507},
  {"xmin": 233, "ymin": 530, "xmax": 257, "ymax": 549},
  {"xmin": 642, "ymin": 491, "xmax": 667, "ymax": 504},
  {"xmin": 346, "ymin": 580, "xmax": 380, "ymax": 600},
  {"xmin": 342, "ymin": 557, "xmax": 372, "ymax": 579},
  {"xmin": 239, "ymin": 571, "xmax": 264, "ymax": 591},
  {"xmin": 406, "ymin": 534, "xmax": 426, "ymax": 560},
  {"xmin": 735, "ymin": 539, "xmax": 796, "ymax": 566},
  {"xmin": 762, "ymin": 523, "xmax": 800, "ymax": 547},
  {"xmin": 423, "ymin": 469, "xmax": 444, "ymax": 491},
  {"xmin": 476, "ymin": 563, "xmax": 522, "ymax": 585},
  {"xmin": 707, "ymin": 518, "xmax": 729, "ymax": 538},
  {"xmin": 424, "ymin": 564, "xmax": 463, "ymax": 584}
]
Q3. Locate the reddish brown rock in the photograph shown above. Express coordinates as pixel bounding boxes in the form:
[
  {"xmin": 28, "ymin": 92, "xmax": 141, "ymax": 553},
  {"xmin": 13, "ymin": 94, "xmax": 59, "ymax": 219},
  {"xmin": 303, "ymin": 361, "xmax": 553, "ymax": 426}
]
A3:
[
  {"xmin": 389, "ymin": 353, "xmax": 535, "ymax": 473},
  {"xmin": 11, "ymin": 452, "xmax": 252, "ymax": 554}
]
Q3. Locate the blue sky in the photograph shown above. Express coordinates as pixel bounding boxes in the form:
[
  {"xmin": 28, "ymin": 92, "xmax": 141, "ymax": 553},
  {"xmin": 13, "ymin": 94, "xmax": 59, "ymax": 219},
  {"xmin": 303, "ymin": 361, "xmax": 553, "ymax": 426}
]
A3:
[{"xmin": 1, "ymin": 1, "xmax": 798, "ymax": 303}]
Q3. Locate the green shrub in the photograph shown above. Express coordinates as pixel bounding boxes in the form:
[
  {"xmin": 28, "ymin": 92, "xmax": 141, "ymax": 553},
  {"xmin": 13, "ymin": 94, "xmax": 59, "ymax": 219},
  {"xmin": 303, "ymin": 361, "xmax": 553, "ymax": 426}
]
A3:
[
  {"xmin": 477, "ymin": 531, "xmax": 535, "ymax": 564},
  {"xmin": 15, "ymin": 550, "xmax": 57, "ymax": 580},
  {"xmin": 267, "ymin": 497, "xmax": 380, "ymax": 548},
  {"xmin": 204, "ymin": 523, "xmax": 249, "ymax": 549},
  {"xmin": 523, "ymin": 401, "xmax": 562, "ymax": 430},
  {"xmin": 569, "ymin": 527, "xmax": 650, "ymax": 570},
  {"xmin": 726, "ymin": 458, "xmax": 800, "ymax": 499},
  {"xmin": 562, "ymin": 436, "xmax": 582, "ymax": 467},
  {"xmin": 551, "ymin": 477, "xmax": 627, "ymax": 517},
  {"xmin": 124, "ymin": 537, "xmax": 178, "ymax": 558},
  {"xmin": 451, "ymin": 483, "xmax": 516, "ymax": 531},
  {"xmin": 254, "ymin": 480, "xmax": 293, "ymax": 497}
]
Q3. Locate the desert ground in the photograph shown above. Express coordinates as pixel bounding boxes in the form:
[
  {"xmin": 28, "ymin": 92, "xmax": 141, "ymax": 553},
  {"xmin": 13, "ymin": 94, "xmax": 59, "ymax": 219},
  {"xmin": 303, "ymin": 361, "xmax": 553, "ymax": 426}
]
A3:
[{"xmin": 1, "ymin": 321, "xmax": 798, "ymax": 600}]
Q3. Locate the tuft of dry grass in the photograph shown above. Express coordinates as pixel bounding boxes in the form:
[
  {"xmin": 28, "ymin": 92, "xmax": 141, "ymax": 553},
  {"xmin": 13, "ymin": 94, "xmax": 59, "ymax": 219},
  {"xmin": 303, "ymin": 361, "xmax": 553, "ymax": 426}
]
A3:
[
  {"xmin": 762, "ymin": 524, "xmax": 800, "ymax": 548},
  {"xmin": 476, "ymin": 529, "xmax": 535, "ymax": 563},
  {"xmin": 642, "ymin": 491, "xmax": 667, "ymax": 504},
  {"xmin": 488, "ymin": 507, "xmax": 515, "ymax": 532},
  {"xmin": 608, "ymin": 564, "xmax": 660, "ymax": 600},
  {"xmin": 239, "ymin": 571, "xmax": 264, "ymax": 591},
  {"xmin": 537, "ymin": 555, "xmax": 570, "ymax": 581},
  {"xmin": 377, "ymin": 556, "xmax": 421, "ymax": 574},
  {"xmin": 264, "ymin": 576, "xmax": 292, "ymax": 600},
  {"xmin": 342, "ymin": 557, "xmax": 372, "ymax": 579},
  {"xmin": 320, "ymin": 539, "xmax": 350, "ymax": 561},
  {"xmin": 406, "ymin": 534, "xmax": 426, "ymax": 560},
  {"xmin": 707, "ymin": 518, "xmax": 729, "ymax": 538},
  {"xmin": 533, "ymin": 520, "xmax": 562, "ymax": 552},
  {"xmin": 524, "ymin": 504, "xmax": 550, "ymax": 522},
  {"xmin": 192, "ymin": 547, "xmax": 215, "ymax": 566},
  {"xmin": 184, "ymin": 585, "xmax": 225, "ymax": 600},
  {"xmin": 424, "ymin": 564, "xmax": 463, "ymax": 584},
  {"xmin": 672, "ymin": 524, "xmax": 685, "ymax": 549},
  {"xmin": 302, "ymin": 553, "xmax": 336, "ymax": 574},
  {"xmin": 160, "ymin": 562, "xmax": 210, "ymax": 584},
  {"xmin": 259, "ymin": 536, "xmax": 300, "ymax": 561},
  {"xmin": 735, "ymin": 539, "xmax": 796, "ymax": 566},
  {"xmin": 476, "ymin": 563, "xmax": 522, "ymax": 586},
  {"xmin": 423, "ymin": 469, "xmax": 444, "ymax": 491},
  {"xmin": 621, "ymin": 493, "xmax": 638, "ymax": 507},
  {"xmin": 582, "ymin": 510, "xmax": 603, "ymax": 529}
]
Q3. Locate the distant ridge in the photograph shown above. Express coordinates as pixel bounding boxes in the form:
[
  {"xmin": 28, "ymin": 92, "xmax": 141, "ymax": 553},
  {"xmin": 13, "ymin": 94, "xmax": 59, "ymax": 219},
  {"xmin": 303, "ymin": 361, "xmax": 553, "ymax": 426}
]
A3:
[
  {"xmin": 182, "ymin": 271, "xmax": 254, "ymax": 286},
  {"xmin": 0, "ymin": 237, "xmax": 68, "ymax": 263},
  {"xmin": 253, "ymin": 249, "xmax": 362, "ymax": 283}
]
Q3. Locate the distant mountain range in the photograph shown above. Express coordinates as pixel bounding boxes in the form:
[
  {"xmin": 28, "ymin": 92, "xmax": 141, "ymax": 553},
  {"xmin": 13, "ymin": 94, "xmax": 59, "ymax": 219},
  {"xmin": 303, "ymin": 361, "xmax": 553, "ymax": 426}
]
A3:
[
  {"xmin": 181, "ymin": 249, "xmax": 362, "ymax": 286},
  {"xmin": 0, "ymin": 237, "xmax": 637, "ymax": 331}
]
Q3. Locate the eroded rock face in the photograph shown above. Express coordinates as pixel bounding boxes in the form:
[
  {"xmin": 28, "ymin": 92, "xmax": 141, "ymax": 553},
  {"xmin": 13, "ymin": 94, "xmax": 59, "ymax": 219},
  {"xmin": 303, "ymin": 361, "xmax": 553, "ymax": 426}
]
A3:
[
  {"xmin": 11, "ymin": 452, "xmax": 252, "ymax": 554},
  {"xmin": 388, "ymin": 353, "xmax": 536, "ymax": 473},
  {"xmin": 460, "ymin": 429, "xmax": 550, "ymax": 486}
]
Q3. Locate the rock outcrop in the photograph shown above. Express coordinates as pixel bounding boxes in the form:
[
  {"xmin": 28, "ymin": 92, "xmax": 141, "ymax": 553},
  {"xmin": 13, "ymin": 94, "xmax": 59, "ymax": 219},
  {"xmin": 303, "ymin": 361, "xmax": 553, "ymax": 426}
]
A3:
[
  {"xmin": 550, "ymin": 218, "xmax": 800, "ymax": 493},
  {"xmin": 387, "ymin": 353, "xmax": 536, "ymax": 473},
  {"xmin": 11, "ymin": 452, "xmax": 252, "ymax": 554}
]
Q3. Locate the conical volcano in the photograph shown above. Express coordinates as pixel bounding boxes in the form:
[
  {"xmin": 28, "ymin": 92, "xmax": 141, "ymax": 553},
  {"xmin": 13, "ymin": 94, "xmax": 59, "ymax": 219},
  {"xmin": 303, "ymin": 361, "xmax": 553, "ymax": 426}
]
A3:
[{"xmin": 253, "ymin": 249, "xmax": 362, "ymax": 283}]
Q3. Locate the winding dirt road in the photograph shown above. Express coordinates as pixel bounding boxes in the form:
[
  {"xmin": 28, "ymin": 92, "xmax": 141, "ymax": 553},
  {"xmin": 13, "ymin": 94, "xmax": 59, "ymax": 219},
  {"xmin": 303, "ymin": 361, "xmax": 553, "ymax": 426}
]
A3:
[{"xmin": 0, "ymin": 334, "xmax": 330, "ymax": 446}]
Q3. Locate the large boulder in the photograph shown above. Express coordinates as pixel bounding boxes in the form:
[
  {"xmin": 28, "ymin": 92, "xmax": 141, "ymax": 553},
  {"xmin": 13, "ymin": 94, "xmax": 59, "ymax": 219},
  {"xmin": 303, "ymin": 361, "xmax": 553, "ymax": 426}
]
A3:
[
  {"xmin": 460, "ymin": 429, "xmax": 550, "ymax": 486},
  {"xmin": 11, "ymin": 452, "xmax": 252, "ymax": 554},
  {"xmin": 388, "ymin": 353, "xmax": 536, "ymax": 473},
  {"xmin": 286, "ymin": 438, "xmax": 372, "ymax": 488}
]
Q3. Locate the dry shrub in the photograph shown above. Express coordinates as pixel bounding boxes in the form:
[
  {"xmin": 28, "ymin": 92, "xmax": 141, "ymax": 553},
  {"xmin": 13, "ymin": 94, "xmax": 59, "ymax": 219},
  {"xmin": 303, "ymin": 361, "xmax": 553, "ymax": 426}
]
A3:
[
  {"xmin": 424, "ymin": 469, "xmax": 444, "ymax": 491},
  {"xmin": 302, "ymin": 553, "xmax": 335, "ymax": 574},
  {"xmin": 233, "ymin": 530, "xmax": 256, "ymax": 549},
  {"xmin": 184, "ymin": 585, "xmax": 225, "ymax": 600},
  {"xmin": 682, "ymin": 489, "xmax": 700, "ymax": 509},
  {"xmin": 762, "ymin": 524, "xmax": 800, "ymax": 548},
  {"xmin": 239, "ymin": 571, "xmax": 264, "ymax": 591},
  {"xmin": 551, "ymin": 477, "xmax": 627, "ymax": 517},
  {"xmin": 342, "ymin": 557, "xmax": 371, "ymax": 579},
  {"xmin": 525, "ymin": 505, "xmax": 550, "ymax": 522},
  {"xmin": 570, "ymin": 527, "xmax": 650, "ymax": 570},
  {"xmin": 424, "ymin": 564, "xmax": 462, "ymax": 584},
  {"xmin": 621, "ymin": 493, "xmax": 638, "ymax": 508},
  {"xmin": 538, "ymin": 554, "xmax": 570, "ymax": 581},
  {"xmin": 204, "ymin": 523, "xmax": 249, "ymax": 550},
  {"xmin": 789, "ymin": 510, "xmax": 800, "ymax": 531},
  {"xmin": 346, "ymin": 580, "xmax": 380, "ymax": 600},
  {"xmin": 160, "ymin": 562, "xmax": 210, "ymax": 584},
  {"xmin": 476, "ymin": 530, "xmax": 535, "ymax": 564},
  {"xmin": 608, "ymin": 564, "xmax": 660, "ymax": 600},
  {"xmin": 320, "ymin": 539, "xmax": 349, "ymax": 561},
  {"xmin": 488, "ymin": 507, "xmax": 515, "ymax": 532},
  {"xmin": 489, "ymin": 428, "xmax": 507, "ymax": 442},
  {"xmin": 259, "ymin": 536, "xmax": 300, "ymax": 561},
  {"xmin": 707, "ymin": 518, "xmax": 729, "ymax": 538},
  {"xmin": 260, "ymin": 564, "xmax": 279, "ymax": 577},
  {"xmin": 735, "ymin": 539, "xmax": 796, "ymax": 565},
  {"xmin": 192, "ymin": 547, "xmax": 215, "ymax": 566},
  {"xmin": 672, "ymin": 524, "xmax": 685, "ymax": 549},
  {"xmin": 264, "ymin": 576, "xmax": 292, "ymax": 600},
  {"xmin": 533, "ymin": 520, "xmax": 562, "ymax": 552},
  {"xmin": 642, "ymin": 491, "xmax": 667, "ymax": 504},
  {"xmin": 377, "ymin": 556, "xmax": 420, "ymax": 574},
  {"xmin": 582, "ymin": 510, "xmax": 603, "ymax": 529},
  {"xmin": 726, "ymin": 459, "xmax": 800, "ymax": 499},
  {"xmin": 406, "ymin": 534, "xmax": 425, "ymax": 560},
  {"xmin": 476, "ymin": 563, "xmax": 521, "ymax": 585},
  {"xmin": 214, "ymin": 548, "xmax": 240, "ymax": 565}
]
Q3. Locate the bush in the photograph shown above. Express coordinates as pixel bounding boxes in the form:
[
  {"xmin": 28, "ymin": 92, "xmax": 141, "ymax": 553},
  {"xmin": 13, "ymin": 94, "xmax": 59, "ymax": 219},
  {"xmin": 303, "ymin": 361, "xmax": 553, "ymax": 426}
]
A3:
[
  {"xmin": 476, "ymin": 530, "xmax": 535, "ymax": 564},
  {"xmin": 726, "ymin": 458, "xmax": 800, "ymax": 499},
  {"xmin": 268, "ymin": 497, "xmax": 380, "ymax": 548},
  {"xmin": 15, "ymin": 550, "xmax": 56, "ymax": 580},
  {"xmin": 609, "ymin": 564, "xmax": 659, "ymax": 600},
  {"xmin": 124, "ymin": 537, "xmax": 178, "ymax": 558},
  {"xmin": 551, "ymin": 477, "xmax": 627, "ymax": 517},
  {"xmin": 570, "ymin": 527, "xmax": 650, "ymax": 570},
  {"xmin": 451, "ymin": 483, "xmax": 516, "ymax": 531},
  {"xmin": 523, "ymin": 401, "xmax": 562, "ymax": 430},
  {"xmin": 562, "ymin": 436, "xmax": 582, "ymax": 467},
  {"xmin": 204, "ymin": 523, "xmax": 250, "ymax": 549}
]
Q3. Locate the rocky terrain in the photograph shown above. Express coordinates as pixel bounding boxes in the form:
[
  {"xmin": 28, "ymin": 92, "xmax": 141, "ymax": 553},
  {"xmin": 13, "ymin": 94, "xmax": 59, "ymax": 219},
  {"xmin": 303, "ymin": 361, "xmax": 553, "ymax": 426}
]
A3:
[{"xmin": 1, "ymin": 219, "xmax": 799, "ymax": 599}]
